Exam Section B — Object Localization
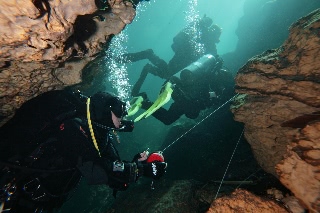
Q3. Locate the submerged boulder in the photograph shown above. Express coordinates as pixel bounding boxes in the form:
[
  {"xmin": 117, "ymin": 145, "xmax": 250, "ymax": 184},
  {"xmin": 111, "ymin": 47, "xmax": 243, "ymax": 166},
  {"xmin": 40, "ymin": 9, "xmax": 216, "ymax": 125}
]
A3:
[{"xmin": 207, "ymin": 189, "xmax": 288, "ymax": 213}]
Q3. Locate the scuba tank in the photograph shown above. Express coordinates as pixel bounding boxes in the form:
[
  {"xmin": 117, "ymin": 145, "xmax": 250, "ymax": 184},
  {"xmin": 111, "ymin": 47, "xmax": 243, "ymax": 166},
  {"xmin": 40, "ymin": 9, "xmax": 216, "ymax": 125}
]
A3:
[
  {"xmin": 168, "ymin": 54, "xmax": 223, "ymax": 102},
  {"xmin": 172, "ymin": 54, "xmax": 222, "ymax": 79}
]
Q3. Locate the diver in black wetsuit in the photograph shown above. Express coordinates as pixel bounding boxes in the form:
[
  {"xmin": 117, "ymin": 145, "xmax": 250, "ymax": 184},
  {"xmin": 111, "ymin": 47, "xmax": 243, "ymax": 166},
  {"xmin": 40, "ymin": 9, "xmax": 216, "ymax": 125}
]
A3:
[
  {"xmin": 136, "ymin": 54, "xmax": 234, "ymax": 125},
  {"xmin": 0, "ymin": 90, "xmax": 167, "ymax": 212},
  {"xmin": 121, "ymin": 15, "xmax": 222, "ymax": 97}
]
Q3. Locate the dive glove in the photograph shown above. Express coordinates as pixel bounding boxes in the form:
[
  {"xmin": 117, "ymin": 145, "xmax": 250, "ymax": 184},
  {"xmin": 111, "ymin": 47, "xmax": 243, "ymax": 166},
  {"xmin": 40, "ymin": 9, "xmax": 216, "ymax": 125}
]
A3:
[
  {"xmin": 141, "ymin": 161, "xmax": 167, "ymax": 180},
  {"xmin": 132, "ymin": 151, "xmax": 167, "ymax": 180}
]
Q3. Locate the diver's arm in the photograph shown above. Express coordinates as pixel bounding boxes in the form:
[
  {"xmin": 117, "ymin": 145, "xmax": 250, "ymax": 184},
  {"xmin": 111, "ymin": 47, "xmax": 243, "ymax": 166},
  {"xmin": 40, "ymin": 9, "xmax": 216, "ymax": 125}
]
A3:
[
  {"xmin": 204, "ymin": 66, "xmax": 234, "ymax": 103},
  {"xmin": 99, "ymin": 138, "xmax": 140, "ymax": 185},
  {"xmin": 215, "ymin": 70, "xmax": 235, "ymax": 102}
]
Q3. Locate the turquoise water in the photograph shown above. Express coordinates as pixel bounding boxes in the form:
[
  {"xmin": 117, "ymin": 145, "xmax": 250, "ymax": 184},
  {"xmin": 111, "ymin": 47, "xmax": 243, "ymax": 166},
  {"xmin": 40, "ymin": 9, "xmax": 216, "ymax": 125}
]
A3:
[
  {"xmin": 60, "ymin": 0, "xmax": 320, "ymax": 212},
  {"xmin": 105, "ymin": 0, "xmax": 245, "ymax": 101},
  {"xmin": 127, "ymin": 0, "xmax": 245, "ymax": 56}
]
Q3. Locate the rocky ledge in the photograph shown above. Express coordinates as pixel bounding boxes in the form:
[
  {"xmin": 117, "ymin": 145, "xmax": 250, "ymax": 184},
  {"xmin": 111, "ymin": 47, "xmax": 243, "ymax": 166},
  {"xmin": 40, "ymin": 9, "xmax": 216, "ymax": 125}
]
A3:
[{"xmin": 0, "ymin": 0, "xmax": 136, "ymax": 126}]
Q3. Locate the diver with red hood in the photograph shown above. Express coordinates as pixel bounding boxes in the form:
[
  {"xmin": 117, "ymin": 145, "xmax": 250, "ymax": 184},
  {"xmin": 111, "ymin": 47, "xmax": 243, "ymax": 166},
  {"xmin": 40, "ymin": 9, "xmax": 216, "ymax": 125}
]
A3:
[{"xmin": 0, "ymin": 90, "xmax": 167, "ymax": 212}]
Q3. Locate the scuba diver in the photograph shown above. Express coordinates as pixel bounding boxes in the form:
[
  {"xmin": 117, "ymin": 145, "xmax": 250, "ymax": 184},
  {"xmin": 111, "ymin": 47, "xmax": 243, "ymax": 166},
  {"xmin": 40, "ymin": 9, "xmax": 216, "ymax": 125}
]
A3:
[
  {"xmin": 120, "ymin": 15, "xmax": 222, "ymax": 97},
  {"xmin": 0, "ymin": 89, "xmax": 167, "ymax": 212},
  {"xmin": 128, "ymin": 54, "xmax": 234, "ymax": 125}
]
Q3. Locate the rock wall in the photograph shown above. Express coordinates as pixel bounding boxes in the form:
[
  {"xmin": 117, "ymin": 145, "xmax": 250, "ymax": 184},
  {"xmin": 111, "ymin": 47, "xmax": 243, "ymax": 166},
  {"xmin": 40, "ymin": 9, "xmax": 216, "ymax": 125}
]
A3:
[
  {"xmin": 232, "ymin": 9, "xmax": 320, "ymax": 212},
  {"xmin": 276, "ymin": 122, "xmax": 320, "ymax": 212},
  {"xmin": 0, "ymin": 0, "xmax": 136, "ymax": 126},
  {"xmin": 207, "ymin": 189, "xmax": 288, "ymax": 213}
]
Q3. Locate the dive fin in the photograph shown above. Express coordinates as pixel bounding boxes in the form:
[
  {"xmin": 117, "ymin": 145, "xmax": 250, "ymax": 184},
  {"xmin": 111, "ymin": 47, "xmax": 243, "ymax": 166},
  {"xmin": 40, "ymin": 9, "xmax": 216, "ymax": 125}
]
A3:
[
  {"xmin": 144, "ymin": 82, "xmax": 173, "ymax": 118},
  {"xmin": 134, "ymin": 99, "xmax": 160, "ymax": 122},
  {"xmin": 134, "ymin": 82, "xmax": 173, "ymax": 122},
  {"xmin": 127, "ymin": 96, "xmax": 144, "ymax": 117}
]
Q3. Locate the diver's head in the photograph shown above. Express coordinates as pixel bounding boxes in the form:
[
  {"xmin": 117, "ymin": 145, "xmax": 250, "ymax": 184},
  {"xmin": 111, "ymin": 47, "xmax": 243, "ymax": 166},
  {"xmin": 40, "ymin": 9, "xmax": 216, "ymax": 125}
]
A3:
[
  {"xmin": 90, "ymin": 92, "xmax": 128, "ymax": 129},
  {"xmin": 199, "ymin": 15, "xmax": 213, "ymax": 29}
]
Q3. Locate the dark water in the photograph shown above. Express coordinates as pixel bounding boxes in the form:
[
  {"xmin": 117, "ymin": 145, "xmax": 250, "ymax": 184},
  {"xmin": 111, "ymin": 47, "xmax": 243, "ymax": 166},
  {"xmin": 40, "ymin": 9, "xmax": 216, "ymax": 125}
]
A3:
[{"xmin": 60, "ymin": 0, "xmax": 320, "ymax": 212}]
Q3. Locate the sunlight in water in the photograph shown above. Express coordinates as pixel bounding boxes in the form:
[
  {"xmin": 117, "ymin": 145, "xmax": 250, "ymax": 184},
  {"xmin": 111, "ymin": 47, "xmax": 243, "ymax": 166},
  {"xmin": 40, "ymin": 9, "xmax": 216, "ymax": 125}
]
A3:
[
  {"xmin": 104, "ymin": 2, "xmax": 152, "ymax": 102},
  {"xmin": 184, "ymin": 0, "xmax": 205, "ymax": 56},
  {"xmin": 133, "ymin": 0, "xmax": 152, "ymax": 22},
  {"xmin": 105, "ymin": 31, "xmax": 131, "ymax": 102}
]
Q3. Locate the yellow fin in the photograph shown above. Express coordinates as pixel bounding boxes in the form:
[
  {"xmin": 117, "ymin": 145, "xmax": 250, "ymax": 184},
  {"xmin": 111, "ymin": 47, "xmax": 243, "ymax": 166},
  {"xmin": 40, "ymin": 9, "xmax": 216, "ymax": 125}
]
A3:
[
  {"xmin": 134, "ymin": 82, "xmax": 173, "ymax": 122},
  {"xmin": 145, "ymin": 83, "xmax": 173, "ymax": 118},
  {"xmin": 127, "ymin": 96, "xmax": 144, "ymax": 117}
]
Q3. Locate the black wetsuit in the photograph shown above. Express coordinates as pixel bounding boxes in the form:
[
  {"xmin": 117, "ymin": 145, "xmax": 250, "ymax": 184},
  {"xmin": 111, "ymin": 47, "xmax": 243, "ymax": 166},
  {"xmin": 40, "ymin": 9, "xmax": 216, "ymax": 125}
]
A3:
[
  {"xmin": 127, "ymin": 18, "xmax": 220, "ymax": 97},
  {"xmin": 142, "ymin": 69, "xmax": 234, "ymax": 125},
  {"xmin": 0, "ymin": 90, "xmax": 137, "ymax": 212}
]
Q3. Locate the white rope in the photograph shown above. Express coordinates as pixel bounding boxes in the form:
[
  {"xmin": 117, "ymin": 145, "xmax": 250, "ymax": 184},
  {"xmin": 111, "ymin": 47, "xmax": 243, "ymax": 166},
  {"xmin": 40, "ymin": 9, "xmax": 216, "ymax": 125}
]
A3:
[
  {"xmin": 214, "ymin": 128, "xmax": 244, "ymax": 199},
  {"xmin": 162, "ymin": 94, "xmax": 239, "ymax": 153}
]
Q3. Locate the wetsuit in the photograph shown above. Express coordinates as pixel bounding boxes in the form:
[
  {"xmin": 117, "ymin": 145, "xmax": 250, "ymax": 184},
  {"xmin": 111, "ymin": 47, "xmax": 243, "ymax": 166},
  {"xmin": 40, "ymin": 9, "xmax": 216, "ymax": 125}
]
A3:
[
  {"xmin": 141, "ymin": 68, "xmax": 234, "ymax": 125},
  {"xmin": 0, "ymin": 91, "xmax": 138, "ymax": 212},
  {"xmin": 124, "ymin": 17, "xmax": 221, "ymax": 97}
]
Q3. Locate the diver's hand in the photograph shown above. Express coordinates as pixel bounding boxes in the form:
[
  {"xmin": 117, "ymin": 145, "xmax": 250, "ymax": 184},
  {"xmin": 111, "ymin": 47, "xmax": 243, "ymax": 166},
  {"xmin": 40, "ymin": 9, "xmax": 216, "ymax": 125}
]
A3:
[
  {"xmin": 132, "ymin": 150, "xmax": 149, "ymax": 163},
  {"xmin": 138, "ymin": 150, "xmax": 149, "ymax": 161}
]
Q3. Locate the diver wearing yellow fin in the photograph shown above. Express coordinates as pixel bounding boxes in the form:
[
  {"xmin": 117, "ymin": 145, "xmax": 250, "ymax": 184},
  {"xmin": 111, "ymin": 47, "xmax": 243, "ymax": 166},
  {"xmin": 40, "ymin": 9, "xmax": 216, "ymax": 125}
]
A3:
[{"xmin": 128, "ymin": 54, "xmax": 234, "ymax": 125}]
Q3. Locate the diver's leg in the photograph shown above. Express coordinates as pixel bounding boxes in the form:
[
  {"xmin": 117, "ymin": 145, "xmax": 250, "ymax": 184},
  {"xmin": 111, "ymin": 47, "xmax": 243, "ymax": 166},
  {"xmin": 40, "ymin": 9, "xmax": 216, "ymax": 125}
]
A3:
[
  {"xmin": 146, "ymin": 52, "xmax": 172, "ymax": 79},
  {"xmin": 131, "ymin": 64, "xmax": 152, "ymax": 96},
  {"xmin": 123, "ymin": 49, "xmax": 167, "ymax": 68},
  {"xmin": 121, "ymin": 49, "xmax": 155, "ymax": 63},
  {"xmin": 132, "ymin": 62, "xmax": 170, "ymax": 97},
  {"xmin": 148, "ymin": 53, "xmax": 168, "ymax": 72},
  {"xmin": 141, "ymin": 101, "xmax": 182, "ymax": 125},
  {"xmin": 122, "ymin": 49, "xmax": 170, "ymax": 77}
]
